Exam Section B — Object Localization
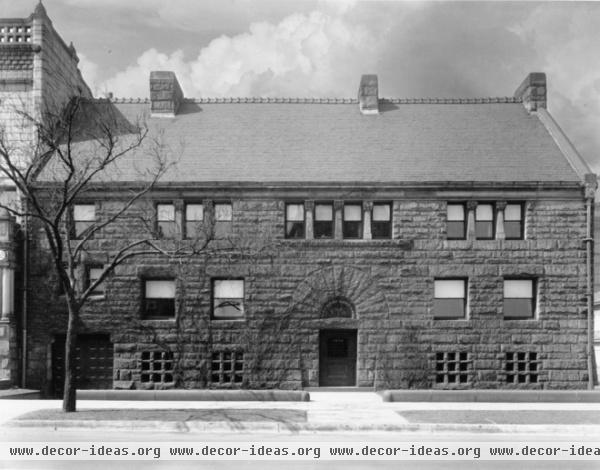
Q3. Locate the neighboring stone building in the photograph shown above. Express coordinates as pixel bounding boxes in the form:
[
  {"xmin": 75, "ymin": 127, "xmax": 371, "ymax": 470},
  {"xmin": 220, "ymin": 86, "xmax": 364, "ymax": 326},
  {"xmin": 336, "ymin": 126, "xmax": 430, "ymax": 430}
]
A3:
[
  {"xmin": 1, "ymin": 5, "xmax": 597, "ymax": 395},
  {"xmin": 0, "ymin": 2, "xmax": 91, "ymax": 388}
]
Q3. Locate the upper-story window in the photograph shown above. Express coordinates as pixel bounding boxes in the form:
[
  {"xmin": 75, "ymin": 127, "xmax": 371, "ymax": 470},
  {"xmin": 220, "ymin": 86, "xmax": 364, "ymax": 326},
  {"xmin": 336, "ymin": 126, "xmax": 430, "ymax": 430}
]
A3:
[
  {"xmin": 185, "ymin": 203, "xmax": 204, "ymax": 239},
  {"xmin": 504, "ymin": 203, "xmax": 524, "ymax": 240},
  {"xmin": 212, "ymin": 279, "xmax": 244, "ymax": 319},
  {"xmin": 156, "ymin": 203, "xmax": 176, "ymax": 238},
  {"xmin": 143, "ymin": 279, "xmax": 175, "ymax": 319},
  {"xmin": 475, "ymin": 203, "xmax": 494, "ymax": 239},
  {"xmin": 314, "ymin": 203, "xmax": 334, "ymax": 239},
  {"xmin": 73, "ymin": 204, "xmax": 95, "ymax": 239},
  {"xmin": 503, "ymin": 279, "xmax": 535, "ymax": 319},
  {"xmin": 372, "ymin": 202, "xmax": 392, "ymax": 239},
  {"xmin": 214, "ymin": 202, "xmax": 232, "ymax": 237},
  {"xmin": 87, "ymin": 265, "xmax": 105, "ymax": 297},
  {"xmin": 433, "ymin": 278, "xmax": 467, "ymax": 319},
  {"xmin": 343, "ymin": 203, "xmax": 362, "ymax": 239},
  {"xmin": 446, "ymin": 203, "xmax": 466, "ymax": 240},
  {"xmin": 285, "ymin": 203, "xmax": 305, "ymax": 239}
]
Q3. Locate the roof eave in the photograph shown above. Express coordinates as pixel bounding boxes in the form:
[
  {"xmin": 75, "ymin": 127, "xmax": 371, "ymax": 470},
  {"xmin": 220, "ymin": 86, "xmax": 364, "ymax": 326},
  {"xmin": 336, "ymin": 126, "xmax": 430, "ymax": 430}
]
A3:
[{"xmin": 534, "ymin": 108, "xmax": 594, "ymax": 182}]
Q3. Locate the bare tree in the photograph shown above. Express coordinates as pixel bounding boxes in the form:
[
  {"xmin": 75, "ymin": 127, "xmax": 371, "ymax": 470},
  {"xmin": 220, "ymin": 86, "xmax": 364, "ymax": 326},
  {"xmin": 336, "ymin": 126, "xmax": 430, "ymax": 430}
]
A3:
[{"xmin": 0, "ymin": 96, "xmax": 207, "ymax": 411}]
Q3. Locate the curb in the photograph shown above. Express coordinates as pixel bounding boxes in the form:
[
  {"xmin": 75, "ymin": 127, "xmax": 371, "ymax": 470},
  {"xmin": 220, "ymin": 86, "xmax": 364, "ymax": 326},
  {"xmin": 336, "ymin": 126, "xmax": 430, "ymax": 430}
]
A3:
[
  {"xmin": 0, "ymin": 389, "xmax": 41, "ymax": 400},
  {"xmin": 7, "ymin": 419, "xmax": 600, "ymax": 435},
  {"xmin": 76, "ymin": 390, "xmax": 310, "ymax": 402},
  {"xmin": 381, "ymin": 390, "xmax": 600, "ymax": 403}
]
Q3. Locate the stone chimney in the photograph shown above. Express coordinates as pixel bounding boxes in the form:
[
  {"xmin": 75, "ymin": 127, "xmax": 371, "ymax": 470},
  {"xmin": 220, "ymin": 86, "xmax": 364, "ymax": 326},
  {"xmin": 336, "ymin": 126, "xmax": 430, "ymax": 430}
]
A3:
[
  {"xmin": 150, "ymin": 71, "xmax": 184, "ymax": 117},
  {"xmin": 514, "ymin": 72, "xmax": 546, "ymax": 112},
  {"xmin": 358, "ymin": 74, "xmax": 379, "ymax": 115}
]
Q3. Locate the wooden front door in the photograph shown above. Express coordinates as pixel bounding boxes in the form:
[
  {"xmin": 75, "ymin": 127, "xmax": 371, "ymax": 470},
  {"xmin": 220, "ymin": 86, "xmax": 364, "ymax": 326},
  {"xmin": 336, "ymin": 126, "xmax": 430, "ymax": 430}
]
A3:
[
  {"xmin": 319, "ymin": 329, "xmax": 357, "ymax": 386},
  {"xmin": 52, "ymin": 334, "xmax": 114, "ymax": 397}
]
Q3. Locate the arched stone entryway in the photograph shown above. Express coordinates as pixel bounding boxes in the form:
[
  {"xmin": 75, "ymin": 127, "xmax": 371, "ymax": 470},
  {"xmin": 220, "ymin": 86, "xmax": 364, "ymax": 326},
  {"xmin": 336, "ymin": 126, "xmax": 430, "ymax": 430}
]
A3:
[
  {"xmin": 289, "ymin": 265, "xmax": 390, "ymax": 321},
  {"xmin": 289, "ymin": 266, "xmax": 390, "ymax": 387}
]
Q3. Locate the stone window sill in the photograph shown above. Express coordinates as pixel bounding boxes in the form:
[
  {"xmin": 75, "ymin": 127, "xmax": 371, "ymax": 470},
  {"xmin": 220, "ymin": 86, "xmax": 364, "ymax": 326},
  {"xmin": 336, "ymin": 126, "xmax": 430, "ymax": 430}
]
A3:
[
  {"xmin": 280, "ymin": 238, "xmax": 413, "ymax": 249},
  {"xmin": 141, "ymin": 317, "xmax": 176, "ymax": 323},
  {"xmin": 87, "ymin": 295, "xmax": 105, "ymax": 301}
]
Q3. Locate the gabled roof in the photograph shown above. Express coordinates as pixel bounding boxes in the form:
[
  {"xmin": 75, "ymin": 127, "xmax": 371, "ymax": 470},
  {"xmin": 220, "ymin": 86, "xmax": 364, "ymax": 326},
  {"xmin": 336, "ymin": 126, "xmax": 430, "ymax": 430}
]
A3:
[{"xmin": 37, "ymin": 96, "xmax": 587, "ymax": 186}]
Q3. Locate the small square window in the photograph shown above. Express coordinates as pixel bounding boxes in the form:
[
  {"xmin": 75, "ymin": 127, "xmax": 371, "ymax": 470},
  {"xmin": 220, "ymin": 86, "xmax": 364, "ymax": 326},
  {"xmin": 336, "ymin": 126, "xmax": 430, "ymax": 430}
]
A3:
[
  {"xmin": 143, "ymin": 279, "xmax": 175, "ymax": 319},
  {"xmin": 87, "ymin": 265, "xmax": 104, "ymax": 296},
  {"xmin": 140, "ymin": 351, "xmax": 174, "ymax": 384},
  {"xmin": 343, "ymin": 203, "xmax": 362, "ymax": 239},
  {"xmin": 447, "ymin": 204, "xmax": 465, "ymax": 239},
  {"xmin": 505, "ymin": 351, "xmax": 539, "ymax": 384},
  {"xmin": 505, "ymin": 203, "xmax": 524, "ymax": 239},
  {"xmin": 372, "ymin": 202, "xmax": 392, "ymax": 239},
  {"xmin": 434, "ymin": 279, "xmax": 466, "ymax": 319},
  {"xmin": 156, "ymin": 204, "xmax": 177, "ymax": 238},
  {"xmin": 214, "ymin": 203, "xmax": 232, "ymax": 238},
  {"xmin": 503, "ymin": 279, "xmax": 535, "ymax": 319},
  {"xmin": 314, "ymin": 203, "xmax": 334, "ymax": 239},
  {"xmin": 213, "ymin": 279, "xmax": 244, "ymax": 319},
  {"xmin": 285, "ymin": 203, "xmax": 305, "ymax": 239},
  {"xmin": 211, "ymin": 351, "xmax": 244, "ymax": 386},
  {"xmin": 435, "ymin": 351, "xmax": 470, "ymax": 386},
  {"xmin": 475, "ymin": 203, "xmax": 494, "ymax": 239},
  {"xmin": 185, "ymin": 203, "xmax": 204, "ymax": 239},
  {"xmin": 215, "ymin": 203, "xmax": 232, "ymax": 221},
  {"xmin": 73, "ymin": 204, "xmax": 95, "ymax": 239}
]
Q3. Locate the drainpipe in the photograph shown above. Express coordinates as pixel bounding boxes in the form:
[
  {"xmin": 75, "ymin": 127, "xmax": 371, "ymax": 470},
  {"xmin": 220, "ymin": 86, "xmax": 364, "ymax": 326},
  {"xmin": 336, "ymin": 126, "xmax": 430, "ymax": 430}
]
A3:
[
  {"xmin": 584, "ymin": 174, "xmax": 597, "ymax": 390},
  {"xmin": 21, "ymin": 203, "xmax": 28, "ymax": 389}
]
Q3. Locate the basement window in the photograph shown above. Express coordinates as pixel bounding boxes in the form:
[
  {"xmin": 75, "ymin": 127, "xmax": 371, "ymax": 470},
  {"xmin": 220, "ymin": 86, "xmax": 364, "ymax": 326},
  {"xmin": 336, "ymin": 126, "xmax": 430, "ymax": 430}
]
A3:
[
  {"xmin": 211, "ymin": 351, "xmax": 244, "ymax": 385},
  {"xmin": 505, "ymin": 352, "xmax": 539, "ymax": 384},
  {"xmin": 435, "ymin": 352, "xmax": 470, "ymax": 385},
  {"xmin": 140, "ymin": 351, "xmax": 174, "ymax": 384}
]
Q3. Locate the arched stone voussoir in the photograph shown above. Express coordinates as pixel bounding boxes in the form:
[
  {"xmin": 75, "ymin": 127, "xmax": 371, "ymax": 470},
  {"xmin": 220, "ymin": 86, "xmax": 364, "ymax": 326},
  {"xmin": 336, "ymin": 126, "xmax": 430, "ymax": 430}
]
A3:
[{"xmin": 289, "ymin": 265, "xmax": 390, "ymax": 320}]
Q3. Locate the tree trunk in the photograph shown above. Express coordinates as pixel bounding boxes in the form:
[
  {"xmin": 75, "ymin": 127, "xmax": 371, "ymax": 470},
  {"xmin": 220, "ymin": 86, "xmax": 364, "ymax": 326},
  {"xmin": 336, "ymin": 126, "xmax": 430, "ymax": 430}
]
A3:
[{"xmin": 62, "ymin": 301, "xmax": 79, "ymax": 412}]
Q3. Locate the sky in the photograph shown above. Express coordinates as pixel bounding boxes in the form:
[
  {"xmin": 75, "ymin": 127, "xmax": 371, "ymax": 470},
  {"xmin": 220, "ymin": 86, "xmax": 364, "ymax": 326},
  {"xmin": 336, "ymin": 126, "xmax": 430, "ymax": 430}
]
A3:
[{"xmin": 3, "ymin": 0, "xmax": 600, "ymax": 171}]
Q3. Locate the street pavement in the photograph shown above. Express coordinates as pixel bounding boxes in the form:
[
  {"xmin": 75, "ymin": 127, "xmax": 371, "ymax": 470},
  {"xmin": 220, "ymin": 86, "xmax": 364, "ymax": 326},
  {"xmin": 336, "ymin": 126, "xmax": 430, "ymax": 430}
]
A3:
[{"xmin": 1, "ymin": 391, "xmax": 600, "ymax": 435}]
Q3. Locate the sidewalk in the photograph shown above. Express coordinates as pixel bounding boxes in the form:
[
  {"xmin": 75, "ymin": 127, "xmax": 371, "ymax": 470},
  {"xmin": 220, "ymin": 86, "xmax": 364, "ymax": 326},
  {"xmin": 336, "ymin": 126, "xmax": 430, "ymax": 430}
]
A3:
[{"xmin": 2, "ymin": 391, "xmax": 600, "ymax": 435}]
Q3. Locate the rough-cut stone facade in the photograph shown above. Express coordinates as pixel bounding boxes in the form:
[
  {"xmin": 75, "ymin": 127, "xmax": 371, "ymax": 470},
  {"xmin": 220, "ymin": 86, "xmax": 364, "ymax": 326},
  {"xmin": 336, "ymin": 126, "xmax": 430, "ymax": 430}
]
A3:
[
  {"xmin": 2, "ymin": 6, "xmax": 594, "ymax": 395},
  {"xmin": 0, "ymin": 4, "xmax": 92, "ymax": 386},
  {"xmin": 24, "ymin": 190, "xmax": 590, "ymax": 394},
  {"xmin": 0, "ymin": 4, "xmax": 91, "ymax": 168}
]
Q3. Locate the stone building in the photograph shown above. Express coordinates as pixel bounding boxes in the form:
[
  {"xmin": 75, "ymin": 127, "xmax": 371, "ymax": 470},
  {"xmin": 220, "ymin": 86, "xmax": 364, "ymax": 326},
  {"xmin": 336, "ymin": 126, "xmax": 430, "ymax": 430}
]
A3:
[
  {"xmin": 1, "ymin": 5, "xmax": 597, "ymax": 395},
  {"xmin": 0, "ymin": 2, "xmax": 91, "ymax": 389}
]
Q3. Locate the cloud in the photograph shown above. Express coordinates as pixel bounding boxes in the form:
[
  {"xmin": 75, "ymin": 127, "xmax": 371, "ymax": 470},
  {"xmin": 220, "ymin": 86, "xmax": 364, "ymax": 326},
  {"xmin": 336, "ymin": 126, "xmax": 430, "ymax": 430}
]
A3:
[
  {"xmin": 60, "ymin": 0, "xmax": 320, "ymax": 33},
  {"xmin": 374, "ymin": 3, "xmax": 539, "ymax": 97},
  {"xmin": 99, "ymin": 49, "xmax": 191, "ymax": 98},
  {"xmin": 511, "ymin": 3, "xmax": 600, "ymax": 170},
  {"xmin": 91, "ymin": 1, "xmax": 600, "ymax": 171},
  {"xmin": 99, "ymin": 9, "xmax": 380, "ymax": 98},
  {"xmin": 77, "ymin": 53, "xmax": 99, "ymax": 94}
]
